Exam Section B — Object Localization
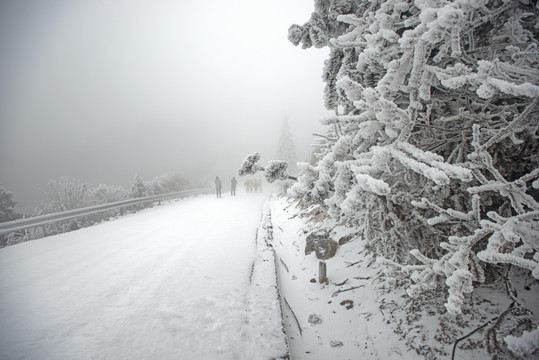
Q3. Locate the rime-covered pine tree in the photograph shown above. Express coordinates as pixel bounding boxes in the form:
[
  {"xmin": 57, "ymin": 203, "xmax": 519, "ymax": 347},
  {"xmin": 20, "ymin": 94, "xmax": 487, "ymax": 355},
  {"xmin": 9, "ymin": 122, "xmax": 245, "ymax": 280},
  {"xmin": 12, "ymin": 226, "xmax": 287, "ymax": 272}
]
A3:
[
  {"xmin": 0, "ymin": 185, "xmax": 19, "ymax": 223},
  {"xmin": 276, "ymin": 116, "xmax": 298, "ymax": 176},
  {"xmin": 0, "ymin": 185, "xmax": 20, "ymax": 247},
  {"xmin": 131, "ymin": 175, "xmax": 148, "ymax": 198},
  {"xmin": 281, "ymin": 0, "xmax": 539, "ymax": 355}
]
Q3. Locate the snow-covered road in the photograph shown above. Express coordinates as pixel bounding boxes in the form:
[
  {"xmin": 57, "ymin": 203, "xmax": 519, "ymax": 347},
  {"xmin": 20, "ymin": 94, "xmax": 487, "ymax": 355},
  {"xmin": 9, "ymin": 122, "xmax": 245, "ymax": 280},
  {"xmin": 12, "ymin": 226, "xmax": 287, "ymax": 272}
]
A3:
[{"xmin": 0, "ymin": 193, "xmax": 286, "ymax": 360}]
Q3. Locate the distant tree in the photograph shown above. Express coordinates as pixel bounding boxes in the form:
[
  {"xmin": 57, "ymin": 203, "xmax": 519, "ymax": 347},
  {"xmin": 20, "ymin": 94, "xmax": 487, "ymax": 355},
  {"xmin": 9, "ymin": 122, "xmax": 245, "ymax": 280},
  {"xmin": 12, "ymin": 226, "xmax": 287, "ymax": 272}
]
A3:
[
  {"xmin": 145, "ymin": 173, "xmax": 191, "ymax": 195},
  {"xmin": 3, "ymin": 172, "xmax": 193, "ymax": 246},
  {"xmin": 0, "ymin": 185, "xmax": 20, "ymax": 223},
  {"xmin": 0, "ymin": 185, "xmax": 21, "ymax": 247},
  {"xmin": 276, "ymin": 116, "xmax": 298, "ymax": 176},
  {"xmin": 90, "ymin": 184, "xmax": 128, "ymax": 205},
  {"xmin": 131, "ymin": 175, "xmax": 148, "ymax": 198},
  {"xmin": 33, "ymin": 176, "xmax": 91, "ymax": 234},
  {"xmin": 40, "ymin": 176, "xmax": 90, "ymax": 213}
]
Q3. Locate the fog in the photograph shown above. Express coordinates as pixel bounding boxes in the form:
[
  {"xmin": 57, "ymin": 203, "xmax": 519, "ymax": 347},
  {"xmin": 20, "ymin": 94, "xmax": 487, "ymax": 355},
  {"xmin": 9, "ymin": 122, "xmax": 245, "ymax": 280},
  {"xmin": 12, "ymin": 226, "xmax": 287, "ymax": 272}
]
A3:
[{"xmin": 0, "ymin": 0, "xmax": 331, "ymax": 211}]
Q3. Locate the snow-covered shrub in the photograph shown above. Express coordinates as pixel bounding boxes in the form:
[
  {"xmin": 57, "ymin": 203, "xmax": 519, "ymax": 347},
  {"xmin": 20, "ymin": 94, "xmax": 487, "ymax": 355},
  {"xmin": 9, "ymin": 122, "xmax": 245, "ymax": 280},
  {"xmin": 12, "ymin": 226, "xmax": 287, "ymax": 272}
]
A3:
[
  {"xmin": 39, "ymin": 176, "xmax": 91, "ymax": 214},
  {"xmin": 0, "ymin": 185, "xmax": 20, "ymax": 223},
  {"xmin": 289, "ymin": 161, "xmax": 332, "ymax": 204},
  {"xmin": 32, "ymin": 176, "xmax": 93, "ymax": 235},
  {"xmin": 90, "ymin": 184, "xmax": 128, "ymax": 204},
  {"xmin": 287, "ymin": 0, "xmax": 539, "ymax": 324},
  {"xmin": 131, "ymin": 175, "xmax": 148, "ymax": 198},
  {"xmin": 0, "ymin": 185, "xmax": 21, "ymax": 247},
  {"xmin": 144, "ymin": 173, "xmax": 190, "ymax": 196},
  {"xmin": 277, "ymin": 116, "xmax": 298, "ymax": 176},
  {"xmin": 5, "ymin": 173, "xmax": 194, "ymax": 245}
]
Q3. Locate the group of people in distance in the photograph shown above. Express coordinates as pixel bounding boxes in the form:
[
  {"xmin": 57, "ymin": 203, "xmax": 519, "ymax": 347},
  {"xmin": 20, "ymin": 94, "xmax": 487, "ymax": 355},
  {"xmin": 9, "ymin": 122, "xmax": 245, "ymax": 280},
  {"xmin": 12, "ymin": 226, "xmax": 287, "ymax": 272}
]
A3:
[
  {"xmin": 244, "ymin": 179, "xmax": 263, "ymax": 193},
  {"xmin": 214, "ymin": 176, "xmax": 263, "ymax": 198}
]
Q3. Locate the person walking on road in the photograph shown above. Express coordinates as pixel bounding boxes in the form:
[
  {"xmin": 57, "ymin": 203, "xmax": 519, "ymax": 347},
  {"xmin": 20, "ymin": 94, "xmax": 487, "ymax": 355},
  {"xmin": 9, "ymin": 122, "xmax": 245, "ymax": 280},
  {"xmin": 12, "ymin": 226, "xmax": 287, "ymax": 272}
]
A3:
[
  {"xmin": 231, "ymin": 176, "xmax": 237, "ymax": 196},
  {"xmin": 215, "ymin": 176, "xmax": 222, "ymax": 198}
]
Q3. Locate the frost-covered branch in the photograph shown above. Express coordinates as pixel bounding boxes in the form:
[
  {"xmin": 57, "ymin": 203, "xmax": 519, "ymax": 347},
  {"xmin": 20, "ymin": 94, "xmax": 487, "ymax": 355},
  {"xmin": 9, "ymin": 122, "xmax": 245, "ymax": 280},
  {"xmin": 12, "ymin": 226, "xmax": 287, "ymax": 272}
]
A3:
[{"xmin": 238, "ymin": 153, "xmax": 297, "ymax": 183}]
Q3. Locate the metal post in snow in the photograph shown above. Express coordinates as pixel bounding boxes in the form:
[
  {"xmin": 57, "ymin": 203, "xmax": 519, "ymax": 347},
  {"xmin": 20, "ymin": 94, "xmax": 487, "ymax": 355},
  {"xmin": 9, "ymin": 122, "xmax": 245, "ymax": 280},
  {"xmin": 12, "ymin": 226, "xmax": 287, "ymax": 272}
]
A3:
[
  {"xmin": 319, "ymin": 260, "xmax": 327, "ymax": 283},
  {"xmin": 40, "ymin": 225, "xmax": 47, "ymax": 237}
]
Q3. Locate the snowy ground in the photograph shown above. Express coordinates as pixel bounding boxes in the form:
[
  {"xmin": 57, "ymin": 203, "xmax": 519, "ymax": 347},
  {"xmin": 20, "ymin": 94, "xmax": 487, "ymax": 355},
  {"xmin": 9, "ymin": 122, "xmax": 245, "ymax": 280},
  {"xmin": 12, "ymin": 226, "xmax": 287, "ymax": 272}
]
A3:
[
  {"xmin": 268, "ymin": 196, "xmax": 538, "ymax": 360},
  {"xmin": 3, "ymin": 192, "xmax": 535, "ymax": 360},
  {"xmin": 270, "ymin": 196, "xmax": 411, "ymax": 359},
  {"xmin": 0, "ymin": 193, "xmax": 287, "ymax": 360}
]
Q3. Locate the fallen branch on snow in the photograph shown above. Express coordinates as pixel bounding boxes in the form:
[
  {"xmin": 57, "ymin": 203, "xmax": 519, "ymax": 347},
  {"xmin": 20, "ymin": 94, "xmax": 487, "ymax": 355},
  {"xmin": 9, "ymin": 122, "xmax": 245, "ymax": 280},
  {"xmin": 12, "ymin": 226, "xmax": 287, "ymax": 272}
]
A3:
[
  {"xmin": 332, "ymin": 285, "xmax": 365, "ymax": 297},
  {"xmin": 283, "ymin": 297, "xmax": 302, "ymax": 336},
  {"xmin": 279, "ymin": 258, "xmax": 289, "ymax": 273}
]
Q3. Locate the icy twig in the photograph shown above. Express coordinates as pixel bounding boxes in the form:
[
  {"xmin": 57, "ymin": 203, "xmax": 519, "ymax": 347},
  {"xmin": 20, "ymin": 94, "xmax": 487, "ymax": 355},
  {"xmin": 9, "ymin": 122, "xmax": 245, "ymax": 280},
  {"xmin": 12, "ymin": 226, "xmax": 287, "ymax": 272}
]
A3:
[
  {"xmin": 283, "ymin": 297, "xmax": 302, "ymax": 336},
  {"xmin": 451, "ymin": 309, "xmax": 505, "ymax": 360},
  {"xmin": 331, "ymin": 285, "xmax": 365, "ymax": 297},
  {"xmin": 479, "ymin": 97, "xmax": 538, "ymax": 151},
  {"xmin": 279, "ymin": 258, "xmax": 289, "ymax": 273}
]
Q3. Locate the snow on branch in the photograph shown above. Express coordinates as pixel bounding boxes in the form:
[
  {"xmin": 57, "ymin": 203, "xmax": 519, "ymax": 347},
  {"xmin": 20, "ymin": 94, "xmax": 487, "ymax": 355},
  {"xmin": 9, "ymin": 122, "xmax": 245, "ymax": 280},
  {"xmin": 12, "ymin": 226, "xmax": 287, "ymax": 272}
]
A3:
[
  {"xmin": 505, "ymin": 327, "xmax": 539, "ymax": 357},
  {"xmin": 238, "ymin": 153, "xmax": 264, "ymax": 176},
  {"xmin": 265, "ymin": 161, "xmax": 291, "ymax": 183},
  {"xmin": 238, "ymin": 153, "xmax": 297, "ymax": 183}
]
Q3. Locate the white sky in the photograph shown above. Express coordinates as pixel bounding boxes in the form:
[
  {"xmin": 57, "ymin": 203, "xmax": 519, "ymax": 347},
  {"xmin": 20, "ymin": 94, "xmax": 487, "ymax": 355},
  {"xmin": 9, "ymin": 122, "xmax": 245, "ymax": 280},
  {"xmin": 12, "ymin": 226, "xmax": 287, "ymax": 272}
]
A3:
[{"xmin": 0, "ymin": 0, "xmax": 331, "ymax": 210}]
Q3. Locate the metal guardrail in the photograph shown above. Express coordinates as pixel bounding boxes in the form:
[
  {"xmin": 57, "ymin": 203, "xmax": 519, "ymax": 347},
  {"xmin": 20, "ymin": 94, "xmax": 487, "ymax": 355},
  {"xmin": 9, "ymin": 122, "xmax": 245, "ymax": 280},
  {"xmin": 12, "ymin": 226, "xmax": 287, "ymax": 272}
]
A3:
[{"xmin": 0, "ymin": 188, "xmax": 212, "ymax": 235}]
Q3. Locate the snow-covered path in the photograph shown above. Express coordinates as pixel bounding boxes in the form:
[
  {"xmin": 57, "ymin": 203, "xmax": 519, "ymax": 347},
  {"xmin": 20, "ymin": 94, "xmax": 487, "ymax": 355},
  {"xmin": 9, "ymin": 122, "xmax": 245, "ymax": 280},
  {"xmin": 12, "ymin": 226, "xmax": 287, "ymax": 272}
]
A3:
[{"xmin": 0, "ymin": 193, "xmax": 286, "ymax": 360}]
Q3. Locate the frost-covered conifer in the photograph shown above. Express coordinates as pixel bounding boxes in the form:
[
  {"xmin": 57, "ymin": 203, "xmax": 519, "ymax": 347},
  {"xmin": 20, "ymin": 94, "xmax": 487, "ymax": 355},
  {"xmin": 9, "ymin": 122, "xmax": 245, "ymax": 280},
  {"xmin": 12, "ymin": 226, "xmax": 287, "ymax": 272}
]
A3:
[
  {"xmin": 131, "ymin": 175, "xmax": 148, "ymax": 199},
  {"xmin": 276, "ymin": 116, "xmax": 298, "ymax": 176},
  {"xmin": 286, "ymin": 0, "xmax": 539, "ymax": 328},
  {"xmin": 0, "ymin": 185, "xmax": 19, "ymax": 223},
  {"xmin": 0, "ymin": 185, "xmax": 20, "ymax": 246}
]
